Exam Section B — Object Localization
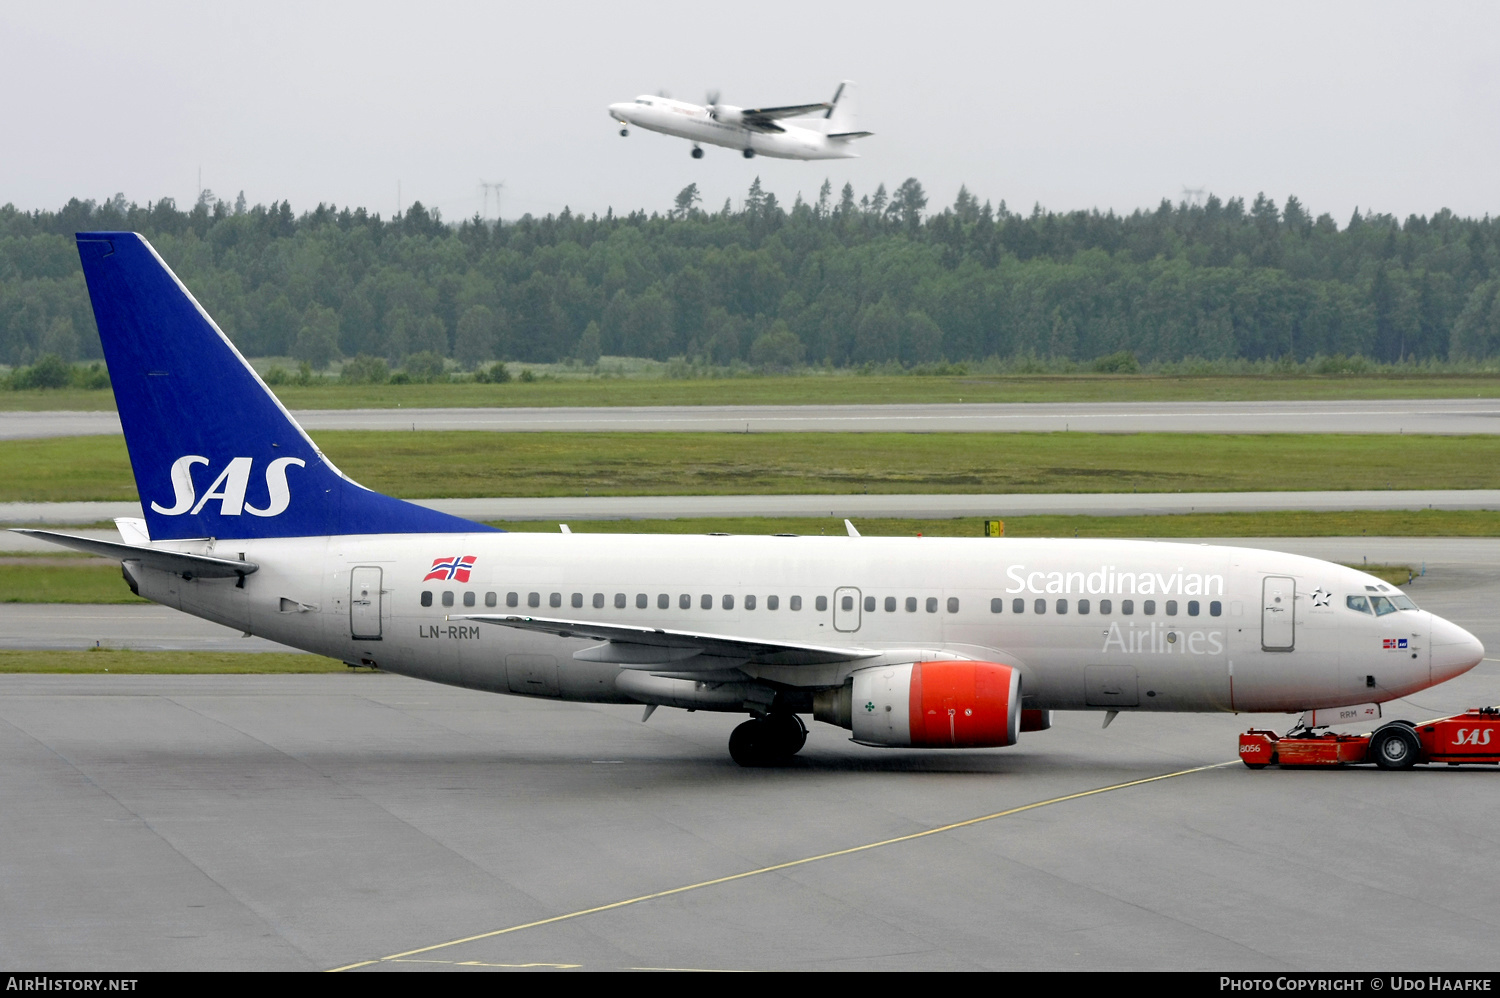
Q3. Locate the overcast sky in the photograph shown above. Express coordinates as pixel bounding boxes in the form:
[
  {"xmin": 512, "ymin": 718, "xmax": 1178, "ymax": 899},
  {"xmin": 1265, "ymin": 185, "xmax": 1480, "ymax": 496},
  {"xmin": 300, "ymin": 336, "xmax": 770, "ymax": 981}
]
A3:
[{"xmin": 2, "ymin": 1, "xmax": 1496, "ymax": 226}]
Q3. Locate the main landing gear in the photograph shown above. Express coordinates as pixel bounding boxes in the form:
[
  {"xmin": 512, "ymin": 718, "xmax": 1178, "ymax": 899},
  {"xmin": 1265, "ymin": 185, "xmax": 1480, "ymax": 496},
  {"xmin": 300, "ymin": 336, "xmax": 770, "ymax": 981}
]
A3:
[
  {"xmin": 691, "ymin": 145, "xmax": 704, "ymax": 159},
  {"xmin": 742, "ymin": 148, "xmax": 756, "ymax": 159},
  {"xmin": 728, "ymin": 712, "xmax": 807, "ymax": 767}
]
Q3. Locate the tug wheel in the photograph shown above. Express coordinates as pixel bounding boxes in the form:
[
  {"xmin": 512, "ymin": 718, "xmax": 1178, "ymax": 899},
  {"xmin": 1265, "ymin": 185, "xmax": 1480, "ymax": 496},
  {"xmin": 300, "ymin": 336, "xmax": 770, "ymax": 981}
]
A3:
[{"xmin": 1370, "ymin": 723, "xmax": 1420, "ymax": 770}]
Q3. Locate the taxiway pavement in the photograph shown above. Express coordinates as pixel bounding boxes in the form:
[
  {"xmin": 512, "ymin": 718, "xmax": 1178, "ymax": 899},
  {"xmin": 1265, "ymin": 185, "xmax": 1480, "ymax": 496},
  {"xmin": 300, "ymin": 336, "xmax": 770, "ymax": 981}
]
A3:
[{"xmin": 5, "ymin": 397, "xmax": 1500, "ymax": 440}]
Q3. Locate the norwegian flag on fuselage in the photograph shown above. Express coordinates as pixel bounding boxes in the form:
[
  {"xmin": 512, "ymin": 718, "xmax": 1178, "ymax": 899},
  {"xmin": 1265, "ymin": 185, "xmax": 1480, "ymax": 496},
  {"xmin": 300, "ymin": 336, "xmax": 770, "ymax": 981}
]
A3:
[{"xmin": 424, "ymin": 555, "xmax": 476, "ymax": 583}]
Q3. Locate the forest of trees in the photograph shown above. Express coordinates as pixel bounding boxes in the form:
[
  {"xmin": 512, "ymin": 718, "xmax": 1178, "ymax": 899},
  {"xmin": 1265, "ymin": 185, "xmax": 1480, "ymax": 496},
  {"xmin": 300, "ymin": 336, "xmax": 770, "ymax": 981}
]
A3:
[{"xmin": 1, "ymin": 179, "xmax": 1498, "ymax": 373}]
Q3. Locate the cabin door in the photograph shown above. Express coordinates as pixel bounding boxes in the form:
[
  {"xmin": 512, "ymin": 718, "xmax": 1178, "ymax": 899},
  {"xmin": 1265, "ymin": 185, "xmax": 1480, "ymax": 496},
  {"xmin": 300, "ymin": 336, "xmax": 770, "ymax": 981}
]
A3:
[
  {"xmin": 834, "ymin": 587, "xmax": 862, "ymax": 632},
  {"xmin": 1261, "ymin": 576, "xmax": 1295, "ymax": 651},
  {"xmin": 350, "ymin": 566, "xmax": 383, "ymax": 640}
]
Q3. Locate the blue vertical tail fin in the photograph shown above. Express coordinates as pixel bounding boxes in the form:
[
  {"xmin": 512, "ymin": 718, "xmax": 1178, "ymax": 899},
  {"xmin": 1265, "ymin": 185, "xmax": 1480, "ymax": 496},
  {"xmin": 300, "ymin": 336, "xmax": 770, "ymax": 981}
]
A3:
[{"xmin": 75, "ymin": 232, "xmax": 490, "ymax": 541}]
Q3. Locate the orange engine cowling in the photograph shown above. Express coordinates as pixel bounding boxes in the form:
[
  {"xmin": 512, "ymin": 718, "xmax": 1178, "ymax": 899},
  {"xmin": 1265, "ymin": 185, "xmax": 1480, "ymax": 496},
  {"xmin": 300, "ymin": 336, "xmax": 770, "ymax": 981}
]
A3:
[{"xmin": 850, "ymin": 661, "xmax": 1021, "ymax": 748}]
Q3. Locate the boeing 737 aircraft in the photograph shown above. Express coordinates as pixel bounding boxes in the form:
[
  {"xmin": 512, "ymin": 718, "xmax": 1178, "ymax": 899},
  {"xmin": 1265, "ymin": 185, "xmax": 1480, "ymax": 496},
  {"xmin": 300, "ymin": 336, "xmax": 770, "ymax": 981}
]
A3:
[
  {"xmin": 18, "ymin": 233, "xmax": 1484, "ymax": 766},
  {"xmin": 607, "ymin": 81, "xmax": 871, "ymax": 159}
]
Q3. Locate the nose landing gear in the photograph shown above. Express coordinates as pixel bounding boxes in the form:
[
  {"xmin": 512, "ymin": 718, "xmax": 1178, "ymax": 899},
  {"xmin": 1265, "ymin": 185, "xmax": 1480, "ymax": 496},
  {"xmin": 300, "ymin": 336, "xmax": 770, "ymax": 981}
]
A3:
[
  {"xmin": 691, "ymin": 145, "xmax": 703, "ymax": 159},
  {"xmin": 619, "ymin": 127, "xmax": 629, "ymax": 137},
  {"xmin": 728, "ymin": 712, "xmax": 807, "ymax": 767},
  {"xmin": 742, "ymin": 148, "xmax": 755, "ymax": 159}
]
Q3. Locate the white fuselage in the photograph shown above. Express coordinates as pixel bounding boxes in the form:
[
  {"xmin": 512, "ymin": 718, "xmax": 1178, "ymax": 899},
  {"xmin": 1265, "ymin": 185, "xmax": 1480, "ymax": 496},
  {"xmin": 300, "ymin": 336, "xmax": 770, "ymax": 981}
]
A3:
[
  {"xmin": 127, "ymin": 532, "xmax": 1482, "ymax": 717},
  {"xmin": 607, "ymin": 96, "xmax": 860, "ymax": 160}
]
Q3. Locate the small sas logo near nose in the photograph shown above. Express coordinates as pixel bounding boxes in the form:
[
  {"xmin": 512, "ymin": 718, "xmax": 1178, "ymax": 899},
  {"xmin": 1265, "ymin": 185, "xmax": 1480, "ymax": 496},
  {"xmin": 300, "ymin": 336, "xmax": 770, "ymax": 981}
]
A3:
[
  {"xmin": 1381, "ymin": 638, "xmax": 1409, "ymax": 650},
  {"xmin": 152, "ymin": 455, "xmax": 306, "ymax": 517}
]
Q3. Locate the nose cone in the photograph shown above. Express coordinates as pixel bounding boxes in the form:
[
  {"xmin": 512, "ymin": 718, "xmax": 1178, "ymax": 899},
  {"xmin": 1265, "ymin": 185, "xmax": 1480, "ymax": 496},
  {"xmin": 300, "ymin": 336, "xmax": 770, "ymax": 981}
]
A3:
[
  {"xmin": 1431, "ymin": 615, "xmax": 1485, "ymax": 684},
  {"xmin": 608, "ymin": 102, "xmax": 629, "ymax": 120}
]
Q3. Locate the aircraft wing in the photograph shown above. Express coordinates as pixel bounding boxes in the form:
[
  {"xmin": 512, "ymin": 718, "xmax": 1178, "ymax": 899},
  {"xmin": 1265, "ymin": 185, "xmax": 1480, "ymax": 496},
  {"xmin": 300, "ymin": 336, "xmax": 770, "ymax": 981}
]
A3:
[
  {"xmin": 743, "ymin": 102, "xmax": 831, "ymax": 119},
  {"xmin": 11, "ymin": 528, "xmax": 259, "ymax": 579},
  {"xmin": 450, "ymin": 613, "xmax": 877, "ymax": 668},
  {"xmin": 740, "ymin": 102, "xmax": 831, "ymax": 132}
]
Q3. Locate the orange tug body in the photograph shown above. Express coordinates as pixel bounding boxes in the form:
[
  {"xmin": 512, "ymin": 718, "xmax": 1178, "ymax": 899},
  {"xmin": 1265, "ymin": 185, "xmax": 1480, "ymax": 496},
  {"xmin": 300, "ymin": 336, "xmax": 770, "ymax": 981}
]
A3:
[{"xmin": 1240, "ymin": 707, "xmax": 1500, "ymax": 770}]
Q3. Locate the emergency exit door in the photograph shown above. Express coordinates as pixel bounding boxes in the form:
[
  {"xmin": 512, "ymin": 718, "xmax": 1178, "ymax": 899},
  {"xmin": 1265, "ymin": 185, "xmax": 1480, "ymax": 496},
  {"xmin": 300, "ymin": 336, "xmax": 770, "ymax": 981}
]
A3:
[
  {"xmin": 1261, "ymin": 575, "xmax": 1295, "ymax": 651},
  {"xmin": 351, "ymin": 566, "xmax": 383, "ymax": 640},
  {"xmin": 833, "ymin": 587, "xmax": 861, "ymax": 632}
]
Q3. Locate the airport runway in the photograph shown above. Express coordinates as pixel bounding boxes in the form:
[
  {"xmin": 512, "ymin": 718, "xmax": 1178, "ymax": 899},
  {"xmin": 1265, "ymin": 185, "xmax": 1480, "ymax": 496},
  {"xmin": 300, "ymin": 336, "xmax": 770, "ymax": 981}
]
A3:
[
  {"xmin": 2, "ymin": 546, "xmax": 1496, "ymax": 970},
  {"xmin": 5, "ymin": 397, "xmax": 1500, "ymax": 439},
  {"xmin": 6, "ymin": 488, "xmax": 1500, "ymax": 528}
]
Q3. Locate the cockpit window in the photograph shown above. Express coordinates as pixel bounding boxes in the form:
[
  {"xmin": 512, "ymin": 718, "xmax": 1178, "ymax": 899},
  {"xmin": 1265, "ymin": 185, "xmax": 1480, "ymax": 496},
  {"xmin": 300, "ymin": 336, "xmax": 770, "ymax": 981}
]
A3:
[
  {"xmin": 1369, "ymin": 595, "xmax": 1398, "ymax": 616},
  {"xmin": 1346, "ymin": 595, "xmax": 1371, "ymax": 614},
  {"xmin": 1390, "ymin": 594, "xmax": 1418, "ymax": 611}
]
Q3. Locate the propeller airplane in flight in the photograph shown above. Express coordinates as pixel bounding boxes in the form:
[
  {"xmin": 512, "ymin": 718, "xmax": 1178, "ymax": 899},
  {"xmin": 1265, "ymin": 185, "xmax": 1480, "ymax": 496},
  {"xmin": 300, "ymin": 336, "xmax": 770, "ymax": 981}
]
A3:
[{"xmin": 608, "ymin": 81, "xmax": 872, "ymax": 160}]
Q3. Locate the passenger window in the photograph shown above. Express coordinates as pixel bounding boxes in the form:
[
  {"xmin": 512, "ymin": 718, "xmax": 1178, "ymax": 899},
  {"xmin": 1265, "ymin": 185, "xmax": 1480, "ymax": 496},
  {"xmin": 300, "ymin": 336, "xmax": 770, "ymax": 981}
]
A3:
[
  {"xmin": 814, "ymin": 596, "xmax": 827, "ymax": 611},
  {"xmin": 746, "ymin": 595, "xmax": 757, "ymax": 610},
  {"xmin": 1370, "ymin": 596, "xmax": 1397, "ymax": 616},
  {"xmin": 1034, "ymin": 598, "xmax": 1046, "ymax": 615},
  {"xmin": 421, "ymin": 591, "xmax": 432, "ymax": 607},
  {"xmin": 1144, "ymin": 600, "xmax": 1156, "ymax": 615},
  {"xmin": 884, "ymin": 596, "xmax": 896, "ymax": 612},
  {"xmin": 791, "ymin": 595, "xmax": 803, "ymax": 611},
  {"xmin": 947, "ymin": 597, "xmax": 959, "ymax": 613},
  {"xmin": 593, "ymin": 593, "xmax": 604, "ymax": 609},
  {"xmin": 485, "ymin": 592, "xmax": 497, "ymax": 608},
  {"xmin": 1166, "ymin": 600, "xmax": 1178, "ymax": 616},
  {"xmin": 1100, "ymin": 598, "xmax": 1112, "ymax": 614},
  {"xmin": 636, "ymin": 593, "xmax": 648, "ymax": 609},
  {"xmin": 1057, "ymin": 599, "xmax": 1068, "ymax": 615},
  {"xmin": 1346, "ymin": 595, "xmax": 1371, "ymax": 614},
  {"xmin": 841, "ymin": 595, "xmax": 854, "ymax": 611},
  {"xmin": 926, "ymin": 597, "xmax": 938, "ymax": 613},
  {"xmin": 1209, "ymin": 601, "xmax": 1222, "ymax": 617},
  {"xmin": 550, "ymin": 593, "xmax": 561, "ymax": 608},
  {"xmin": 679, "ymin": 593, "xmax": 691, "ymax": 609},
  {"xmin": 658, "ymin": 594, "xmax": 670, "ymax": 610},
  {"xmin": 615, "ymin": 593, "xmax": 627, "ymax": 609},
  {"xmin": 571, "ymin": 593, "xmax": 583, "ymax": 608},
  {"xmin": 1013, "ymin": 598, "xmax": 1024, "ymax": 613},
  {"xmin": 506, "ymin": 592, "xmax": 519, "ymax": 608},
  {"xmin": 1187, "ymin": 600, "xmax": 1199, "ymax": 616},
  {"xmin": 442, "ymin": 591, "xmax": 454, "ymax": 607},
  {"xmin": 767, "ymin": 595, "xmax": 779, "ymax": 610},
  {"xmin": 864, "ymin": 596, "xmax": 876, "ymax": 612},
  {"xmin": 1079, "ymin": 598, "xmax": 1090, "ymax": 615},
  {"xmin": 990, "ymin": 598, "xmax": 1003, "ymax": 614},
  {"xmin": 528, "ymin": 592, "xmax": 540, "ymax": 608},
  {"xmin": 463, "ymin": 592, "xmax": 476, "ymax": 607},
  {"xmin": 1122, "ymin": 600, "xmax": 1134, "ymax": 615},
  {"xmin": 722, "ymin": 594, "xmax": 734, "ymax": 610}
]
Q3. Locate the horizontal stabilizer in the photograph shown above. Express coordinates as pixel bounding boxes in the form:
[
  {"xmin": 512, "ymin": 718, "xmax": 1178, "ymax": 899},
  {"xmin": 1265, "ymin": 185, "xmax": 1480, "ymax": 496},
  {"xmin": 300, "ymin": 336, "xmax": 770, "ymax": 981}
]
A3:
[
  {"xmin": 11, "ymin": 528, "xmax": 258, "ymax": 579},
  {"xmin": 449, "ymin": 613, "xmax": 877, "ymax": 668},
  {"xmin": 827, "ymin": 131, "xmax": 873, "ymax": 139}
]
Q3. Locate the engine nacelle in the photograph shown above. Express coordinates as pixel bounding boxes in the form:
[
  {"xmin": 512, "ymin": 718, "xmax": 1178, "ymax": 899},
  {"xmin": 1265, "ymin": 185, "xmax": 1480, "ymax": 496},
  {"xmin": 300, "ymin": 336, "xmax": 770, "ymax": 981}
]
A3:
[
  {"xmin": 708, "ymin": 104, "xmax": 743, "ymax": 125},
  {"xmin": 848, "ymin": 661, "xmax": 1021, "ymax": 748}
]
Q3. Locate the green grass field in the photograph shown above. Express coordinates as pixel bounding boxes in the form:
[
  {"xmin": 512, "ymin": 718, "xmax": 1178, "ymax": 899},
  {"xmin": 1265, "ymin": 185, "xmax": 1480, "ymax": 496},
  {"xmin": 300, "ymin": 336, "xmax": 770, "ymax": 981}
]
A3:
[
  {"xmin": 0, "ymin": 650, "xmax": 348, "ymax": 673},
  {"xmin": 0, "ymin": 561, "xmax": 145, "ymax": 603},
  {"xmin": 4, "ymin": 372, "xmax": 1500, "ymax": 412},
  {"xmin": 5, "ymin": 431, "xmax": 1499, "ymax": 502}
]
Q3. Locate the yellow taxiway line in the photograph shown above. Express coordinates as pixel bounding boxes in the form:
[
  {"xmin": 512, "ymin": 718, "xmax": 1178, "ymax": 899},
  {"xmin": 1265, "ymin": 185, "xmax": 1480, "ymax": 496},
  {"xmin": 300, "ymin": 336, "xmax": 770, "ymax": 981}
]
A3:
[{"xmin": 327, "ymin": 760, "xmax": 1237, "ymax": 972}]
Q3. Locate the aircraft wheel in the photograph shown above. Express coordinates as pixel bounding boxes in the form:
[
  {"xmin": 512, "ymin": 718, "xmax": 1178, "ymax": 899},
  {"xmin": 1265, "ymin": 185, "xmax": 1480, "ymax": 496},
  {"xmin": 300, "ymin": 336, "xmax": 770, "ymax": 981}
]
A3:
[
  {"xmin": 691, "ymin": 146, "xmax": 704, "ymax": 159},
  {"xmin": 619, "ymin": 128, "xmax": 629, "ymax": 137},
  {"xmin": 766, "ymin": 712, "xmax": 807, "ymax": 755},
  {"xmin": 1370, "ymin": 723, "xmax": 1420, "ymax": 769},
  {"xmin": 742, "ymin": 148, "xmax": 755, "ymax": 159},
  {"xmin": 728, "ymin": 715, "xmax": 802, "ymax": 767}
]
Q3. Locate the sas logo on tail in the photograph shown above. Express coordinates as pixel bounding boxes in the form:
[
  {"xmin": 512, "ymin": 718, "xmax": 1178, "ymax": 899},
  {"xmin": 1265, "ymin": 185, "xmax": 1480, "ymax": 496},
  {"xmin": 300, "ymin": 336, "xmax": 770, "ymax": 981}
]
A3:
[
  {"xmin": 152, "ymin": 455, "xmax": 306, "ymax": 517},
  {"xmin": 425, "ymin": 556, "xmax": 477, "ymax": 582}
]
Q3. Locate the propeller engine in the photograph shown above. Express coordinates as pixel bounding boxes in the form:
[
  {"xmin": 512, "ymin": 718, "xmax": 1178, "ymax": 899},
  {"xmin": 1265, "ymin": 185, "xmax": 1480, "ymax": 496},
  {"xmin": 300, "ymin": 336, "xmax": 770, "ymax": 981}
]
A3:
[{"xmin": 705, "ymin": 90, "xmax": 744, "ymax": 125}]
